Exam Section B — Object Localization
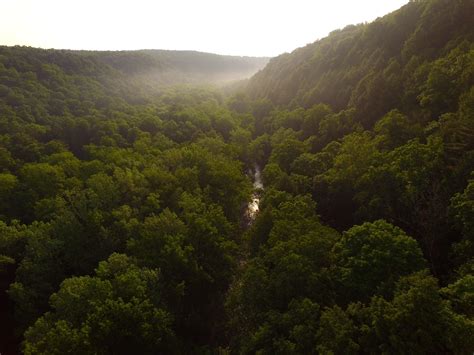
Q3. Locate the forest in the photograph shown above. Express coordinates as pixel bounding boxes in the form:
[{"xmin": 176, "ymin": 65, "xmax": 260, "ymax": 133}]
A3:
[{"xmin": 0, "ymin": 0, "xmax": 473, "ymax": 353}]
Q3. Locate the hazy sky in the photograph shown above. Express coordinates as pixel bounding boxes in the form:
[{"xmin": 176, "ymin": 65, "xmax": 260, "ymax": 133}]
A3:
[{"xmin": 1, "ymin": 0, "xmax": 409, "ymax": 57}]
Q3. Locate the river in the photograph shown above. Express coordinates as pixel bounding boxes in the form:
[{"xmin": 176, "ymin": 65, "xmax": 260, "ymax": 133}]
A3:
[{"xmin": 246, "ymin": 164, "xmax": 263, "ymax": 223}]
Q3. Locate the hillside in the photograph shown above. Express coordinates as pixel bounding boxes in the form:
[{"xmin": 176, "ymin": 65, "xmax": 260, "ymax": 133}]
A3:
[
  {"xmin": 234, "ymin": 0, "xmax": 474, "ymax": 264},
  {"xmin": 1, "ymin": 46, "xmax": 269, "ymax": 92},
  {"xmin": 227, "ymin": 0, "xmax": 474, "ymax": 351},
  {"xmin": 247, "ymin": 0, "xmax": 474, "ymax": 125}
]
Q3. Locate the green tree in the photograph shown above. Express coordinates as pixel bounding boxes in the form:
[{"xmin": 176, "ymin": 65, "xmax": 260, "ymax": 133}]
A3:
[
  {"xmin": 23, "ymin": 253, "xmax": 176, "ymax": 354},
  {"xmin": 334, "ymin": 220, "xmax": 426, "ymax": 302},
  {"xmin": 449, "ymin": 177, "xmax": 474, "ymax": 274}
]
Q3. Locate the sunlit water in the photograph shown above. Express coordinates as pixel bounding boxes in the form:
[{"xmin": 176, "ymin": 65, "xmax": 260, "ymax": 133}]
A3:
[{"xmin": 247, "ymin": 165, "xmax": 263, "ymax": 222}]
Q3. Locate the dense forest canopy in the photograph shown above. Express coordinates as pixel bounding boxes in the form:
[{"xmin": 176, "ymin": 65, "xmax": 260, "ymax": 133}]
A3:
[
  {"xmin": 1, "ymin": 0, "xmax": 474, "ymax": 353},
  {"xmin": 0, "ymin": 46, "xmax": 269, "ymax": 92}
]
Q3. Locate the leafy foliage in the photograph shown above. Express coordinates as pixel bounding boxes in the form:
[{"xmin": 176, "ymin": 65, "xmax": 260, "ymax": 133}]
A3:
[{"xmin": 1, "ymin": 0, "xmax": 474, "ymax": 353}]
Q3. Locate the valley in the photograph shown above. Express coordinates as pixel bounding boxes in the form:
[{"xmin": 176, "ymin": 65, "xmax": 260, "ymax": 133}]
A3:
[{"xmin": 0, "ymin": 0, "xmax": 473, "ymax": 353}]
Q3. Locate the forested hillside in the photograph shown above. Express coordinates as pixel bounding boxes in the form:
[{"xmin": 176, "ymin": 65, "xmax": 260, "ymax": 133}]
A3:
[
  {"xmin": 1, "ymin": 0, "xmax": 474, "ymax": 353},
  {"xmin": 229, "ymin": 0, "xmax": 474, "ymax": 352},
  {"xmin": 248, "ymin": 0, "xmax": 473, "ymax": 120},
  {"xmin": 1, "ymin": 46, "xmax": 269, "ymax": 92}
]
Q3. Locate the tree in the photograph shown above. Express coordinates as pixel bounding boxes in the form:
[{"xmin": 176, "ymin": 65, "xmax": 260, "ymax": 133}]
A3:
[
  {"xmin": 374, "ymin": 109, "xmax": 421, "ymax": 149},
  {"xmin": 269, "ymin": 137, "xmax": 308, "ymax": 173},
  {"xmin": 449, "ymin": 177, "xmax": 474, "ymax": 274},
  {"xmin": 0, "ymin": 173, "xmax": 18, "ymax": 217},
  {"xmin": 227, "ymin": 195, "xmax": 340, "ymax": 353},
  {"xmin": 334, "ymin": 220, "xmax": 426, "ymax": 302},
  {"xmin": 316, "ymin": 305, "xmax": 359, "ymax": 355},
  {"xmin": 317, "ymin": 272, "xmax": 474, "ymax": 354},
  {"xmin": 23, "ymin": 253, "xmax": 176, "ymax": 354},
  {"xmin": 359, "ymin": 272, "xmax": 474, "ymax": 354}
]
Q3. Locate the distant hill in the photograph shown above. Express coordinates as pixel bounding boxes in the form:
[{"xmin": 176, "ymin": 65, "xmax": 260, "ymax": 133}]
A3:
[
  {"xmin": 88, "ymin": 50, "xmax": 270, "ymax": 86},
  {"xmin": 0, "ymin": 46, "xmax": 269, "ymax": 90}
]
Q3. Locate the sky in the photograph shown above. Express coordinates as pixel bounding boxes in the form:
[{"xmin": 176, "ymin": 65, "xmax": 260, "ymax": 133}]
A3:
[{"xmin": 0, "ymin": 0, "xmax": 409, "ymax": 57}]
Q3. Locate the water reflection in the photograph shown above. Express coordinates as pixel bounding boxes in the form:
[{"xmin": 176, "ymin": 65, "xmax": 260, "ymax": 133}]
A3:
[{"xmin": 247, "ymin": 164, "xmax": 262, "ymax": 222}]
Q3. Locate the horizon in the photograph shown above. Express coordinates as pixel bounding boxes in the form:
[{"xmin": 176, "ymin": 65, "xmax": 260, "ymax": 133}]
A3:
[
  {"xmin": 0, "ymin": 45, "xmax": 272, "ymax": 59},
  {"xmin": 1, "ymin": 0, "xmax": 409, "ymax": 57}
]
